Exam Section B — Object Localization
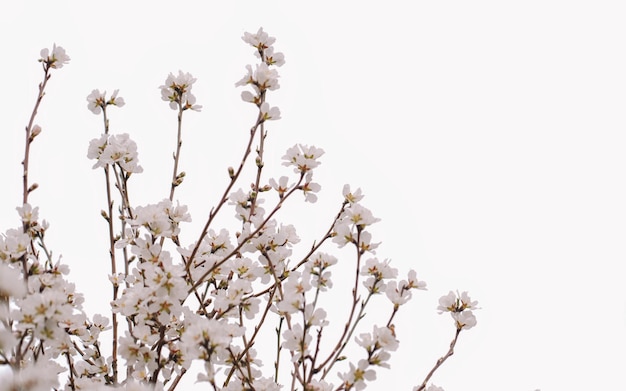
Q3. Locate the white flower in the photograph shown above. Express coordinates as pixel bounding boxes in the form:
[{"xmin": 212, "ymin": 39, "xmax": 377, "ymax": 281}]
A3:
[
  {"xmin": 16, "ymin": 203, "xmax": 38, "ymax": 224},
  {"xmin": 263, "ymin": 46, "xmax": 285, "ymax": 67},
  {"xmin": 452, "ymin": 310, "xmax": 477, "ymax": 330},
  {"xmin": 86, "ymin": 89, "xmax": 106, "ymax": 114},
  {"xmin": 242, "ymin": 27, "xmax": 276, "ymax": 50},
  {"xmin": 385, "ymin": 280, "xmax": 412, "ymax": 307},
  {"xmin": 86, "ymin": 89, "xmax": 125, "ymax": 114},
  {"xmin": 0, "ymin": 228, "xmax": 30, "ymax": 260},
  {"xmin": 236, "ymin": 63, "xmax": 280, "ymax": 92},
  {"xmin": 437, "ymin": 290, "xmax": 479, "ymax": 313},
  {"xmin": 307, "ymin": 252, "xmax": 337, "ymax": 291},
  {"xmin": 304, "ymin": 305, "xmax": 328, "ymax": 327},
  {"xmin": 241, "ymin": 90, "xmax": 260, "ymax": 104},
  {"xmin": 269, "ymin": 176, "xmax": 291, "ymax": 197},
  {"xmin": 361, "ymin": 258, "xmax": 398, "ymax": 280},
  {"xmin": 252, "ymin": 377, "xmax": 281, "ymax": 391},
  {"xmin": 0, "ymin": 263, "xmax": 26, "ymax": 298},
  {"xmin": 339, "ymin": 359, "xmax": 376, "ymax": 391},
  {"xmin": 109, "ymin": 89, "xmax": 125, "ymax": 107},
  {"xmin": 342, "ymin": 184, "xmax": 364, "ymax": 204},
  {"xmin": 405, "ymin": 269, "xmax": 427, "ymax": 290},
  {"xmin": 39, "ymin": 43, "xmax": 70, "ymax": 69},
  {"xmin": 282, "ymin": 144, "xmax": 325, "ymax": 173},
  {"xmin": 372, "ymin": 325, "xmax": 398, "ymax": 351},
  {"xmin": 87, "ymin": 133, "xmax": 143, "ymax": 173},
  {"xmin": 304, "ymin": 379, "xmax": 334, "ymax": 391},
  {"xmin": 260, "ymin": 102, "xmax": 281, "ymax": 121},
  {"xmin": 437, "ymin": 291, "xmax": 458, "ymax": 313},
  {"xmin": 282, "ymin": 324, "xmax": 311, "ymax": 362},
  {"xmin": 159, "ymin": 70, "xmax": 202, "ymax": 111},
  {"xmin": 344, "ymin": 203, "xmax": 380, "ymax": 227},
  {"xmin": 301, "ymin": 172, "xmax": 321, "ymax": 203},
  {"xmin": 459, "ymin": 291, "xmax": 479, "ymax": 310},
  {"xmin": 2, "ymin": 360, "xmax": 64, "ymax": 391}
]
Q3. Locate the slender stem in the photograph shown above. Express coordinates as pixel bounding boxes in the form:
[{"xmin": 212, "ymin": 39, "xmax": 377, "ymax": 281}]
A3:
[
  {"xmin": 318, "ymin": 229, "xmax": 365, "ymax": 378},
  {"xmin": 291, "ymin": 201, "xmax": 348, "ymax": 272},
  {"xmin": 415, "ymin": 328, "xmax": 462, "ymax": 391},
  {"xmin": 169, "ymin": 106, "xmax": 184, "ymax": 202},
  {"xmin": 249, "ymin": 121, "xmax": 266, "ymax": 217},
  {"xmin": 223, "ymin": 264, "xmax": 283, "ymax": 384},
  {"xmin": 167, "ymin": 368, "xmax": 187, "ymax": 391},
  {"xmin": 274, "ymin": 316, "xmax": 284, "ymax": 382},
  {"xmin": 22, "ymin": 65, "xmax": 51, "ymax": 205},
  {"xmin": 185, "ymin": 115, "xmax": 263, "ymax": 273},
  {"xmin": 65, "ymin": 351, "xmax": 76, "ymax": 391},
  {"xmin": 98, "ymin": 106, "xmax": 120, "ymax": 384},
  {"xmin": 236, "ymin": 308, "xmax": 255, "ymax": 383},
  {"xmin": 19, "ymin": 65, "xmax": 52, "ymax": 280}
]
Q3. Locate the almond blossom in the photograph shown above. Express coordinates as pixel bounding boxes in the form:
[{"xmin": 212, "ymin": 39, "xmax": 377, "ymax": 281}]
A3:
[
  {"xmin": 39, "ymin": 43, "xmax": 70, "ymax": 69},
  {"xmin": 0, "ymin": 30, "xmax": 478, "ymax": 391}
]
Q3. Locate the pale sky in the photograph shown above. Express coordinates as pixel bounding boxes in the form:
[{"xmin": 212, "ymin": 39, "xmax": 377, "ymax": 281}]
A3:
[{"xmin": 1, "ymin": 1, "xmax": 626, "ymax": 390}]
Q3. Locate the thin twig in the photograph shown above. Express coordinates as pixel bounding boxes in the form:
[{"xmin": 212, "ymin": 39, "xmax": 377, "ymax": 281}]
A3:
[{"xmin": 415, "ymin": 328, "xmax": 462, "ymax": 391}]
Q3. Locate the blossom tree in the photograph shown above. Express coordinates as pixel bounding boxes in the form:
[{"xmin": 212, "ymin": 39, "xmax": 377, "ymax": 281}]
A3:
[{"xmin": 0, "ymin": 29, "xmax": 478, "ymax": 391}]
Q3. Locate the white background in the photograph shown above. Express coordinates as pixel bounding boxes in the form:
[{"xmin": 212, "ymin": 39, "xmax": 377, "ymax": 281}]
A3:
[{"xmin": 1, "ymin": 1, "xmax": 625, "ymax": 390}]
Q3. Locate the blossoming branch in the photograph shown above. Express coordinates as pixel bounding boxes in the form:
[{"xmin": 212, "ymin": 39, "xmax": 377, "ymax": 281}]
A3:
[{"xmin": 0, "ymin": 28, "xmax": 477, "ymax": 391}]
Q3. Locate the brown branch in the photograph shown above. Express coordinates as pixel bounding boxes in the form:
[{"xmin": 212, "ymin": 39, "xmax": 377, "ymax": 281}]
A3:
[{"xmin": 415, "ymin": 328, "xmax": 462, "ymax": 391}]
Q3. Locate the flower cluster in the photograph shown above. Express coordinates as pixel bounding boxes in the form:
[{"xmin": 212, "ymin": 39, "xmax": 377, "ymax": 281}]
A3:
[
  {"xmin": 437, "ymin": 291, "xmax": 479, "ymax": 330},
  {"xmin": 332, "ymin": 186, "xmax": 381, "ymax": 254},
  {"xmin": 160, "ymin": 70, "xmax": 202, "ymax": 111},
  {"xmin": 38, "ymin": 43, "xmax": 70, "ymax": 69},
  {"xmin": 340, "ymin": 325, "xmax": 400, "ymax": 390},
  {"xmin": 87, "ymin": 132, "xmax": 143, "ymax": 173},
  {"xmin": 0, "ymin": 202, "xmax": 113, "ymax": 391},
  {"xmin": 237, "ymin": 27, "xmax": 283, "ymax": 122},
  {"xmin": 86, "ymin": 89, "xmax": 125, "ymax": 114}
]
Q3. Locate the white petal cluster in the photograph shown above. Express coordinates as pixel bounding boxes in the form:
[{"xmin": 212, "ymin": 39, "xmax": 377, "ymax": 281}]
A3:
[
  {"xmin": 338, "ymin": 359, "xmax": 376, "ymax": 391},
  {"xmin": 242, "ymin": 27, "xmax": 276, "ymax": 51},
  {"xmin": 332, "ymin": 198, "xmax": 381, "ymax": 253},
  {"xmin": 237, "ymin": 27, "xmax": 284, "ymax": 123},
  {"xmin": 87, "ymin": 133, "xmax": 143, "ymax": 173},
  {"xmin": 282, "ymin": 144, "xmax": 325, "ymax": 173},
  {"xmin": 39, "ymin": 43, "xmax": 70, "ymax": 69},
  {"xmin": 0, "ymin": 228, "xmax": 30, "ymax": 261},
  {"xmin": 385, "ymin": 269, "xmax": 427, "ymax": 308},
  {"xmin": 0, "ymin": 204, "xmax": 121, "ymax": 387},
  {"xmin": 86, "ymin": 89, "xmax": 125, "ymax": 115},
  {"xmin": 437, "ymin": 290, "xmax": 479, "ymax": 330},
  {"xmin": 160, "ymin": 70, "xmax": 202, "ymax": 111},
  {"xmin": 127, "ymin": 199, "xmax": 190, "ymax": 239}
]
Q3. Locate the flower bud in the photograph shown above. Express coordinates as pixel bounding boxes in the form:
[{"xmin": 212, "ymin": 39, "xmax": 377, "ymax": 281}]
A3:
[{"xmin": 29, "ymin": 125, "xmax": 42, "ymax": 141}]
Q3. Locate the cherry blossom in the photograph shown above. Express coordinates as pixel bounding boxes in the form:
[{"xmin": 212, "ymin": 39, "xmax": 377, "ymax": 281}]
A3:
[
  {"xmin": 160, "ymin": 70, "xmax": 202, "ymax": 111},
  {"xmin": 242, "ymin": 27, "xmax": 276, "ymax": 51},
  {"xmin": 343, "ymin": 184, "xmax": 364, "ymax": 204},
  {"xmin": 282, "ymin": 324, "xmax": 312, "ymax": 363},
  {"xmin": 39, "ymin": 43, "xmax": 70, "ymax": 69},
  {"xmin": 339, "ymin": 359, "xmax": 376, "ymax": 390},
  {"xmin": 86, "ymin": 89, "xmax": 125, "ymax": 114},
  {"xmin": 0, "ymin": 30, "xmax": 478, "ymax": 391},
  {"xmin": 260, "ymin": 101, "xmax": 281, "ymax": 121},
  {"xmin": 282, "ymin": 144, "xmax": 325, "ymax": 173},
  {"xmin": 87, "ymin": 133, "xmax": 143, "ymax": 173}
]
